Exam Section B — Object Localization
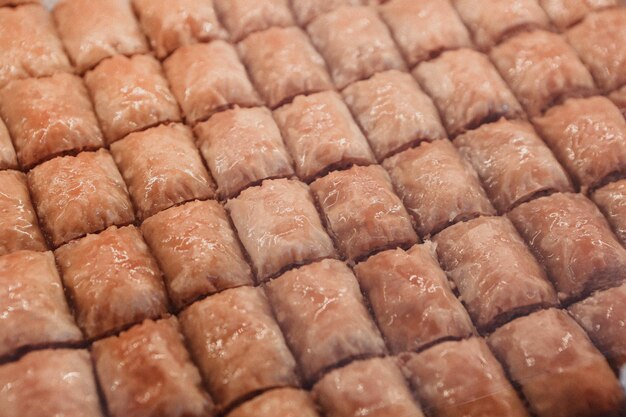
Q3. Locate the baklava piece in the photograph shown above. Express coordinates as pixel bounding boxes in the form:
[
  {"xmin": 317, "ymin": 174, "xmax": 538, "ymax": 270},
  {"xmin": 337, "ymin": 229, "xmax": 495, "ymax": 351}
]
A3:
[
  {"xmin": 164, "ymin": 42, "xmax": 261, "ymax": 124},
  {"xmin": 92, "ymin": 318, "xmax": 214, "ymax": 417},
  {"xmin": 313, "ymin": 358, "xmax": 425, "ymax": 417},
  {"xmin": 132, "ymin": 0, "xmax": 226, "ymax": 59},
  {"xmin": 0, "ymin": 349, "xmax": 104, "ymax": 417},
  {"xmin": 434, "ymin": 216, "xmax": 557, "ymax": 331},
  {"xmin": 592, "ymin": 179, "xmax": 626, "ymax": 245},
  {"xmin": 379, "ymin": 0, "xmax": 472, "ymax": 67},
  {"xmin": 413, "ymin": 49, "xmax": 523, "ymax": 137},
  {"xmin": 0, "ymin": 4, "xmax": 71, "ymax": 89},
  {"xmin": 533, "ymin": 96, "xmax": 626, "ymax": 192},
  {"xmin": 55, "ymin": 226, "xmax": 169, "ymax": 339},
  {"xmin": 307, "ymin": 6, "xmax": 406, "ymax": 89},
  {"xmin": 0, "ymin": 73, "xmax": 104, "ymax": 169},
  {"xmin": 28, "ymin": 150, "xmax": 135, "ymax": 248},
  {"xmin": 452, "ymin": 0, "xmax": 549, "ymax": 50},
  {"xmin": 274, "ymin": 91, "xmax": 375, "ymax": 182},
  {"xmin": 0, "ymin": 119, "xmax": 17, "ymax": 170},
  {"xmin": 111, "ymin": 124, "xmax": 215, "ymax": 220},
  {"xmin": 401, "ymin": 338, "xmax": 530, "ymax": 417},
  {"xmin": 383, "ymin": 140, "xmax": 495, "ymax": 238},
  {"xmin": 226, "ymin": 179, "xmax": 336, "ymax": 281},
  {"xmin": 265, "ymin": 259, "xmax": 386, "ymax": 382},
  {"xmin": 311, "ymin": 165, "xmax": 418, "ymax": 261},
  {"xmin": 180, "ymin": 286, "xmax": 300, "ymax": 410},
  {"xmin": 566, "ymin": 8, "xmax": 626, "ymax": 91},
  {"xmin": 53, "ymin": 0, "xmax": 148, "ymax": 73},
  {"xmin": 538, "ymin": 0, "xmax": 619, "ymax": 30},
  {"xmin": 84, "ymin": 55, "xmax": 181, "ymax": 144},
  {"xmin": 508, "ymin": 193, "xmax": 626, "ymax": 302},
  {"xmin": 227, "ymin": 388, "xmax": 320, "ymax": 417},
  {"xmin": 0, "ymin": 251, "xmax": 81, "ymax": 358},
  {"xmin": 354, "ymin": 243, "xmax": 473, "ymax": 354},
  {"xmin": 342, "ymin": 70, "xmax": 446, "ymax": 160},
  {"xmin": 490, "ymin": 30, "xmax": 595, "ymax": 116},
  {"xmin": 0, "ymin": 171, "xmax": 46, "ymax": 256},
  {"xmin": 194, "ymin": 107, "xmax": 293, "ymax": 198},
  {"xmin": 455, "ymin": 119, "xmax": 573, "ymax": 213},
  {"xmin": 238, "ymin": 27, "xmax": 333, "ymax": 108},
  {"xmin": 488, "ymin": 309, "xmax": 625, "ymax": 417},
  {"xmin": 609, "ymin": 85, "xmax": 626, "ymax": 117},
  {"xmin": 214, "ymin": 0, "xmax": 294, "ymax": 43},
  {"xmin": 291, "ymin": 0, "xmax": 364, "ymax": 26},
  {"xmin": 141, "ymin": 200, "xmax": 253, "ymax": 309},
  {"xmin": 569, "ymin": 283, "xmax": 626, "ymax": 369}
]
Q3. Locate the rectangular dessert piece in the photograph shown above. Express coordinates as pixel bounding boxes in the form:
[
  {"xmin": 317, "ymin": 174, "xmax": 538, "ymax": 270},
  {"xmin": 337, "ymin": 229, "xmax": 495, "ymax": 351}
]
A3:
[
  {"xmin": 194, "ymin": 107, "xmax": 293, "ymax": 198},
  {"xmin": 490, "ymin": 30, "xmax": 595, "ymax": 117},
  {"xmin": 313, "ymin": 358, "xmax": 425, "ymax": 417},
  {"xmin": 538, "ymin": 0, "xmax": 619, "ymax": 29},
  {"xmin": 265, "ymin": 259, "xmax": 386, "ymax": 382},
  {"xmin": 383, "ymin": 140, "xmax": 495, "ymax": 238},
  {"xmin": 0, "ymin": 119, "xmax": 17, "ymax": 170},
  {"xmin": 226, "ymin": 179, "xmax": 336, "ymax": 281},
  {"xmin": 569, "ymin": 283, "xmax": 626, "ymax": 369},
  {"xmin": 434, "ymin": 216, "xmax": 557, "ymax": 331},
  {"xmin": 592, "ymin": 179, "xmax": 626, "ymax": 245},
  {"xmin": 609, "ymin": 85, "xmax": 626, "ymax": 117},
  {"xmin": 238, "ymin": 27, "xmax": 333, "ymax": 108},
  {"xmin": 227, "ymin": 388, "xmax": 320, "ymax": 417},
  {"xmin": 354, "ymin": 243, "xmax": 474, "ymax": 354},
  {"xmin": 0, "ymin": 171, "xmax": 46, "ymax": 256},
  {"xmin": 509, "ymin": 193, "xmax": 626, "ymax": 302},
  {"xmin": 0, "ymin": 349, "xmax": 104, "ymax": 417},
  {"xmin": 379, "ymin": 0, "xmax": 472, "ymax": 67},
  {"xmin": 533, "ymin": 96, "xmax": 626, "ymax": 192},
  {"xmin": 488, "ymin": 309, "xmax": 625, "ymax": 417},
  {"xmin": 84, "ymin": 55, "xmax": 181, "ymax": 144},
  {"xmin": 566, "ymin": 8, "xmax": 626, "ymax": 92},
  {"xmin": 111, "ymin": 124, "xmax": 215, "ymax": 220},
  {"xmin": 0, "ymin": 251, "xmax": 81, "ymax": 358},
  {"xmin": 0, "ymin": 73, "xmax": 104, "ymax": 169},
  {"xmin": 311, "ymin": 165, "xmax": 418, "ymax": 261},
  {"xmin": 342, "ymin": 70, "xmax": 446, "ymax": 160},
  {"xmin": 28, "ymin": 150, "xmax": 135, "ymax": 248},
  {"xmin": 164, "ymin": 42, "xmax": 261, "ymax": 124},
  {"xmin": 141, "ymin": 200, "xmax": 253, "ymax": 309},
  {"xmin": 307, "ymin": 6, "xmax": 406, "ymax": 89},
  {"xmin": 214, "ymin": 0, "xmax": 294, "ymax": 43},
  {"xmin": 401, "ymin": 338, "xmax": 530, "ymax": 417},
  {"xmin": 455, "ymin": 119, "xmax": 573, "ymax": 213},
  {"xmin": 0, "ymin": 4, "xmax": 71, "ymax": 89},
  {"xmin": 132, "ymin": 0, "xmax": 227, "ymax": 59},
  {"xmin": 92, "ymin": 318, "xmax": 214, "ymax": 417},
  {"xmin": 55, "ymin": 226, "xmax": 169, "ymax": 339},
  {"xmin": 452, "ymin": 0, "xmax": 549, "ymax": 50},
  {"xmin": 413, "ymin": 49, "xmax": 523, "ymax": 137},
  {"xmin": 179, "ymin": 286, "xmax": 300, "ymax": 410},
  {"xmin": 53, "ymin": 0, "xmax": 148, "ymax": 73},
  {"xmin": 291, "ymin": 0, "xmax": 366, "ymax": 26},
  {"xmin": 274, "ymin": 91, "xmax": 375, "ymax": 182}
]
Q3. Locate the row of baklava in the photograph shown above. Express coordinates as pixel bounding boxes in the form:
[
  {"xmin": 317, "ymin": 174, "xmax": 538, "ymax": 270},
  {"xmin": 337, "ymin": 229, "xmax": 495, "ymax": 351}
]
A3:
[{"xmin": 2, "ymin": 0, "xmax": 626, "ymax": 89}]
